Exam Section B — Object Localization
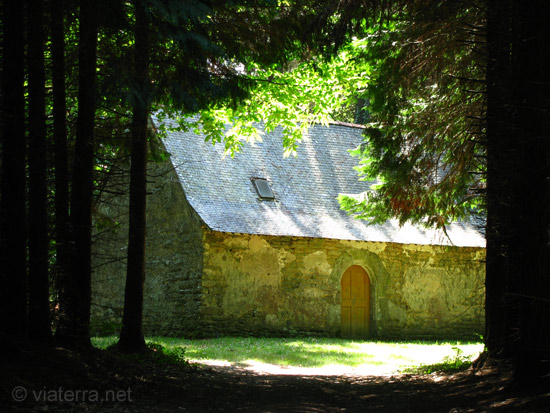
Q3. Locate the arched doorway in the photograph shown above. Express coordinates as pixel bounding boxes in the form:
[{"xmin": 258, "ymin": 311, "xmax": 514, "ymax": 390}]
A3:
[{"xmin": 341, "ymin": 265, "xmax": 371, "ymax": 339}]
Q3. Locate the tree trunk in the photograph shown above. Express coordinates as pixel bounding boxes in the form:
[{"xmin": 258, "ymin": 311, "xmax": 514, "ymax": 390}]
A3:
[
  {"xmin": 0, "ymin": 0, "xmax": 28, "ymax": 342},
  {"xmin": 486, "ymin": 0, "xmax": 550, "ymax": 385},
  {"xmin": 485, "ymin": 0, "xmax": 518, "ymax": 359},
  {"xmin": 118, "ymin": 0, "xmax": 149, "ymax": 353},
  {"xmin": 27, "ymin": 0, "xmax": 53, "ymax": 344},
  {"xmin": 511, "ymin": 0, "xmax": 550, "ymax": 385},
  {"xmin": 50, "ymin": 0, "xmax": 71, "ymax": 336},
  {"xmin": 55, "ymin": 0, "xmax": 98, "ymax": 349}
]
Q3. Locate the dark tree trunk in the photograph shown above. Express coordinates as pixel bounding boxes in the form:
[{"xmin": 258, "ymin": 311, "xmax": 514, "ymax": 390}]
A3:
[
  {"xmin": 27, "ymin": 0, "xmax": 53, "ymax": 344},
  {"xmin": 486, "ymin": 0, "xmax": 550, "ymax": 385},
  {"xmin": 485, "ymin": 0, "xmax": 517, "ymax": 358},
  {"xmin": 50, "ymin": 0, "xmax": 71, "ymax": 332},
  {"xmin": 0, "ymin": 0, "xmax": 28, "ymax": 341},
  {"xmin": 512, "ymin": 1, "xmax": 550, "ymax": 385},
  {"xmin": 55, "ymin": 0, "xmax": 97, "ymax": 349},
  {"xmin": 118, "ymin": 0, "xmax": 149, "ymax": 353}
]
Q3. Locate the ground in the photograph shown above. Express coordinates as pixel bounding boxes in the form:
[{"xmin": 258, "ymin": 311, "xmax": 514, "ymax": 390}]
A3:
[{"xmin": 1, "ymin": 344, "xmax": 548, "ymax": 412}]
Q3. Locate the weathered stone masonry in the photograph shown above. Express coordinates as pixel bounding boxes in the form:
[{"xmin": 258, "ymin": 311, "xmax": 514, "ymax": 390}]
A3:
[
  {"xmin": 92, "ymin": 161, "xmax": 204, "ymax": 336},
  {"xmin": 200, "ymin": 231, "xmax": 485, "ymax": 340},
  {"xmin": 93, "ymin": 218, "xmax": 485, "ymax": 339}
]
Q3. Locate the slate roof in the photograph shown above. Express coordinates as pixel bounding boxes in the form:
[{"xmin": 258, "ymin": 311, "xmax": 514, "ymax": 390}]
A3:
[{"xmin": 155, "ymin": 118, "xmax": 485, "ymax": 247}]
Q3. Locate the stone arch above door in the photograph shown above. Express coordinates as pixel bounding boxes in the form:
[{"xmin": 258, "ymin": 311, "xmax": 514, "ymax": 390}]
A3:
[{"xmin": 329, "ymin": 247, "xmax": 389, "ymax": 338}]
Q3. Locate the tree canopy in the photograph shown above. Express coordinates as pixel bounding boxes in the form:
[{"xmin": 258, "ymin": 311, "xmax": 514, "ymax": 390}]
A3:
[{"xmin": 338, "ymin": 2, "xmax": 486, "ymax": 229}]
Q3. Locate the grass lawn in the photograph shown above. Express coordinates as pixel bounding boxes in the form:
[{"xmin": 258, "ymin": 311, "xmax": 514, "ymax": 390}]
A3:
[{"xmin": 92, "ymin": 336, "xmax": 483, "ymax": 375}]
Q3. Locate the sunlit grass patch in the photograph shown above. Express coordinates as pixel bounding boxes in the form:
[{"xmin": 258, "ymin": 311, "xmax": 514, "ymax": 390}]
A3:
[
  {"xmin": 92, "ymin": 335, "xmax": 118, "ymax": 349},
  {"xmin": 400, "ymin": 345, "xmax": 478, "ymax": 374},
  {"xmin": 92, "ymin": 336, "xmax": 483, "ymax": 374}
]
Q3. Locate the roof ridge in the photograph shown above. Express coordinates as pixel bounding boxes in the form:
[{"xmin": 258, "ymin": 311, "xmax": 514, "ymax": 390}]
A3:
[{"xmin": 327, "ymin": 120, "xmax": 366, "ymax": 129}]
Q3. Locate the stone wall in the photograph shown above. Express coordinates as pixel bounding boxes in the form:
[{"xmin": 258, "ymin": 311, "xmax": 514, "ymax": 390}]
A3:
[
  {"xmin": 201, "ymin": 231, "xmax": 485, "ymax": 340},
  {"xmin": 91, "ymin": 160, "xmax": 204, "ymax": 336}
]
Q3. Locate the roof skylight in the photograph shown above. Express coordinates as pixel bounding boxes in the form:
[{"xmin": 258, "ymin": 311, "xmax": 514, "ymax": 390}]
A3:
[{"xmin": 252, "ymin": 178, "xmax": 275, "ymax": 200}]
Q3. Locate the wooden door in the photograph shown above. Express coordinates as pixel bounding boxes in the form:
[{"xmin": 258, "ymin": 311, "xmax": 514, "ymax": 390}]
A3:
[{"xmin": 341, "ymin": 265, "xmax": 370, "ymax": 339}]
